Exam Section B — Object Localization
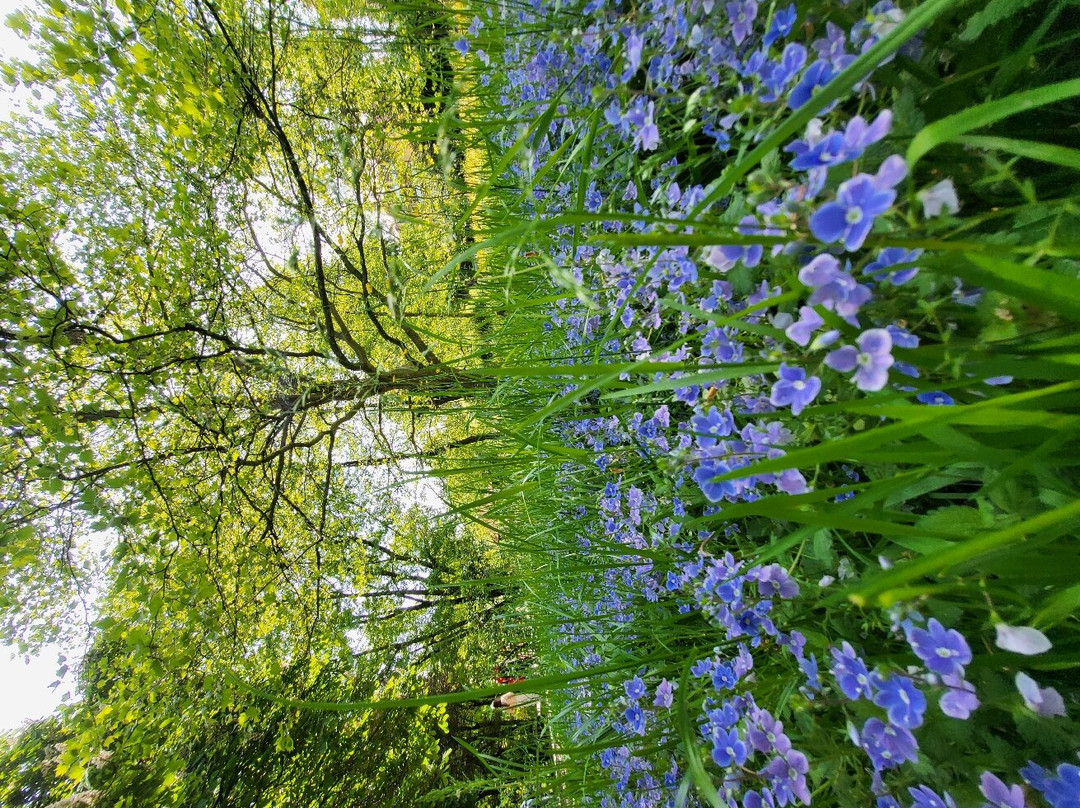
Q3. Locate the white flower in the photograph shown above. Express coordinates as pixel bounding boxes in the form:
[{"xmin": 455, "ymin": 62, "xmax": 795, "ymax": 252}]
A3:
[
  {"xmin": 918, "ymin": 179, "xmax": 960, "ymax": 217},
  {"xmin": 1015, "ymin": 672, "xmax": 1067, "ymax": 717},
  {"xmin": 995, "ymin": 624, "xmax": 1052, "ymax": 655}
]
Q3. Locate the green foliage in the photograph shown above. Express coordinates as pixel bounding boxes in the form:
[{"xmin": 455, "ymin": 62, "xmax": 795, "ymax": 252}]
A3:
[
  {"xmin": 3, "ymin": 0, "xmax": 1079, "ymax": 803},
  {"xmin": 0, "ymin": 717, "xmax": 77, "ymax": 807},
  {"xmin": 0, "ymin": 0, "xmax": 535, "ymax": 804}
]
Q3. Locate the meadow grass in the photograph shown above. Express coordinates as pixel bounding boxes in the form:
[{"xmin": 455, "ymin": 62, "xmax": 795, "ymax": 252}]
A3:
[{"xmin": 379, "ymin": 0, "xmax": 1080, "ymax": 804}]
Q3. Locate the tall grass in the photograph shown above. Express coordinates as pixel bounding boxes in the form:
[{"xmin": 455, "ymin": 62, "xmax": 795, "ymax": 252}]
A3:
[{"xmin": 409, "ymin": 0, "xmax": 1080, "ymax": 804}]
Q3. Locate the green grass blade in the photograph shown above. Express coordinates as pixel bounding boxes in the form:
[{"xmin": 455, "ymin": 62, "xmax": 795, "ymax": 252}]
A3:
[
  {"xmin": 907, "ymin": 78, "xmax": 1080, "ymax": 168},
  {"xmin": 849, "ymin": 498, "xmax": 1080, "ymax": 607},
  {"xmin": 957, "ymin": 135, "xmax": 1080, "ymax": 171}
]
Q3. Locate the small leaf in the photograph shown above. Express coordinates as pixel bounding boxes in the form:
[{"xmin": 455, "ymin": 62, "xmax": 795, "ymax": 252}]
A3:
[
  {"xmin": 1035, "ymin": 583, "xmax": 1080, "ymax": 628},
  {"xmin": 959, "ymin": 0, "xmax": 1040, "ymax": 41}
]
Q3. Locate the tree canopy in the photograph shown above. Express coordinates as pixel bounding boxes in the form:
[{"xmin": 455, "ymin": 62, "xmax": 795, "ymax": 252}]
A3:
[{"xmin": 1, "ymin": 0, "xmax": 522, "ymax": 804}]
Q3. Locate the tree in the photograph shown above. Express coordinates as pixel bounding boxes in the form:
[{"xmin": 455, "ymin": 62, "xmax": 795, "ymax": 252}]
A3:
[
  {"xmin": 1, "ymin": 0, "xmax": 494, "ymax": 645},
  {"xmin": 0, "ymin": 0, "xmax": 520, "ymax": 802},
  {"xmin": 0, "ymin": 716, "xmax": 78, "ymax": 807}
]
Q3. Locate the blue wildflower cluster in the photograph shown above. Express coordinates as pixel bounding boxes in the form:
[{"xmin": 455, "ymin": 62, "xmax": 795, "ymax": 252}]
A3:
[{"xmin": 457, "ymin": 0, "xmax": 1079, "ymax": 805}]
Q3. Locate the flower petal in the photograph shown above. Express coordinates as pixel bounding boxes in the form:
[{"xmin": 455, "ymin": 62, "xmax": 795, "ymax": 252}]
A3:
[
  {"xmin": 825, "ymin": 345, "xmax": 858, "ymax": 372},
  {"xmin": 1015, "ymin": 671, "xmax": 1042, "ymax": 704},
  {"xmin": 996, "ymin": 624, "xmax": 1052, "ymax": 655},
  {"xmin": 809, "ymin": 203, "xmax": 849, "ymax": 244},
  {"xmin": 858, "ymin": 328, "xmax": 892, "ymax": 356}
]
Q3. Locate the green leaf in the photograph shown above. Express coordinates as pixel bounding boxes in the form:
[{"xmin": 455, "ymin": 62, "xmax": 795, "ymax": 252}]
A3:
[
  {"xmin": 916, "ymin": 506, "xmax": 986, "ymax": 536},
  {"xmin": 849, "ymin": 497, "xmax": 1080, "ymax": 607},
  {"xmin": 676, "ymin": 655, "xmax": 724, "ymax": 808},
  {"xmin": 946, "ymin": 253, "xmax": 1080, "ymax": 323},
  {"xmin": 957, "ymin": 135, "xmax": 1080, "ymax": 171},
  {"xmin": 959, "ymin": 0, "xmax": 1041, "ymax": 42},
  {"xmin": 907, "ymin": 78, "xmax": 1080, "ymax": 168},
  {"xmin": 1035, "ymin": 583, "xmax": 1080, "ymax": 628}
]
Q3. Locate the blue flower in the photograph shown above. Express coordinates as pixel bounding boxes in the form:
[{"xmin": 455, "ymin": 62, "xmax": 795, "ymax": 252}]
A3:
[
  {"xmin": 978, "ymin": 772, "xmax": 1026, "ymax": 808},
  {"xmin": 753, "ymin": 564, "xmax": 799, "ymax": 598},
  {"xmin": 777, "ymin": 467, "xmax": 808, "ymax": 494},
  {"xmin": 703, "ymin": 326, "xmax": 742, "ymax": 363},
  {"xmin": 711, "ymin": 663, "xmax": 738, "ymax": 691},
  {"xmin": 726, "ymin": 0, "xmax": 758, "ymax": 45},
  {"xmin": 624, "ymin": 675, "xmax": 646, "ymax": 700},
  {"xmin": 798, "ymin": 253, "xmax": 871, "ymax": 324},
  {"xmin": 865, "ymin": 247, "xmax": 921, "ymax": 285},
  {"xmin": 626, "ymin": 99, "xmax": 660, "ymax": 151},
  {"xmin": 908, "ymin": 785, "xmax": 956, "ymax": 808},
  {"xmin": 810, "ymin": 174, "xmax": 896, "ymax": 251},
  {"xmin": 871, "ymin": 673, "xmax": 927, "ymax": 729},
  {"xmin": 625, "ymin": 29, "xmax": 644, "ymax": 72},
  {"xmin": 711, "ymin": 728, "xmax": 748, "ymax": 767},
  {"xmin": 761, "ymin": 43, "xmax": 807, "ymax": 102},
  {"xmin": 454, "ymin": 37, "xmax": 470, "ymax": 55},
  {"xmin": 763, "ymin": 750, "xmax": 811, "ymax": 804},
  {"xmin": 788, "ymin": 130, "xmax": 847, "ymax": 171},
  {"xmin": 826, "ymin": 329, "xmax": 895, "ymax": 392},
  {"xmin": 799, "ymin": 653, "xmax": 821, "ymax": 694},
  {"xmin": 830, "ymin": 641, "xmax": 873, "ymax": 700},
  {"xmin": 1022, "ymin": 761, "xmax": 1080, "ymax": 808},
  {"xmin": 918, "ymin": 179, "xmax": 960, "ymax": 217},
  {"xmin": 786, "ymin": 112, "xmax": 890, "ymax": 172},
  {"xmin": 860, "ymin": 717, "xmax": 919, "ymax": 770},
  {"xmin": 939, "ymin": 673, "xmax": 979, "ymax": 719},
  {"xmin": 843, "ymin": 110, "xmax": 893, "ymax": 155},
  {"xmin": 691, "ymin": 657, "xmax": 715, "ymax": 678},
  {"xmin": 907, "ymin": 618, "xmax": 972, "ymax": 677},
  {"xmin": 694, "ymin": 460, "xmax": 738, "ymax": 503},
  {"xmin": 1015, "ymin": 671, "xmax": 1066, "ymax": 717},
  {"xmin": 769, "ymin": 363, "xmax": 821, "ymax": 415},
  {"xmin": 813, "ymin": 22, "xmax": 853, "ymax": 69},
  {"xmin": 763, "ymin": 3, "xmax": 796, "ymax": 47},
  {"xmin": 691, "ymin": 406, "xmax": 734, "ymax": 447},
  {"xmin": 653, "ymin": 679, "xmax": 674, "ymax": 709},
  {"xmin": 747, "ymin": 710, "xmax": 791, "ymax": 756},
  {"xmin": 703, "ymin": 216, "xmax": 766, "ymax": 271},
  {"xmin": 623, "ymin": 704, "xmax": 646, "ymax": 735},
  {"xmin": 789, "ymin": 59, "xmax": 835, "ymax": 109},
  {"xmin": 917, "ymin": 391, "xmax": 954, "ymax": 405},
  {"xmin": 743, "ymin": 789, "xmax": 780, "ymax": 808}
]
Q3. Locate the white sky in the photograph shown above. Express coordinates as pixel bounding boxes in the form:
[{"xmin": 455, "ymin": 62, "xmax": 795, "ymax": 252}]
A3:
[
  {"xmin": 0, "ymin": 646, "xmax": 76, "ymax": 733},
  {"xmin": 0, "ymin": 0, "xmax": 35, "ymax": 121}
]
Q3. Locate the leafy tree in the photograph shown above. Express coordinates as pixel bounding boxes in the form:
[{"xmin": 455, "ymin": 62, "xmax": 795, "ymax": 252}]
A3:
[
  {"xmin": 0, "ymin": 0, "xmax": 524, "ymax": 802},
  {"xmin": 0, "ymin": 717, "xmax": 77, "ymax": 807},
  {"xmin": 0, "ymin": 0, "xmax": 493, "ymax": 645}
]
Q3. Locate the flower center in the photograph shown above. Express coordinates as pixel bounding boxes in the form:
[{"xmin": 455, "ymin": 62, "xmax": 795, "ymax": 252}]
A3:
[
  {"xmin": 845, "ymin": 207, "xmax": 864, "ymax": 225},
  {"xmin": 793, "ymin": 380, "xmax": 805, "ymax": 391}
]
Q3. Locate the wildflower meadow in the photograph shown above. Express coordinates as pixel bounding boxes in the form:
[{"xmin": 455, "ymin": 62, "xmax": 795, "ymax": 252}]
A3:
[
  {"xmin": 1, "ymin": 0, "xmax": 1078, "ymax": 805},
  {"xmin": 445, "ymin": 0, "xmax": 1080, "ymax": 805}
]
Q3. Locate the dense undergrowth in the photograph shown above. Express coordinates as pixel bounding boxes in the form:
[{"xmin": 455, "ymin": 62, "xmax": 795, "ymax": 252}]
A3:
[
  {"xmin": 439, "ymin": 0, "xmax": 1080, "ymax": 805},
  {"xmin": 2, "ymin": 0, "xmax": 1078, "ymax": 804}
]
